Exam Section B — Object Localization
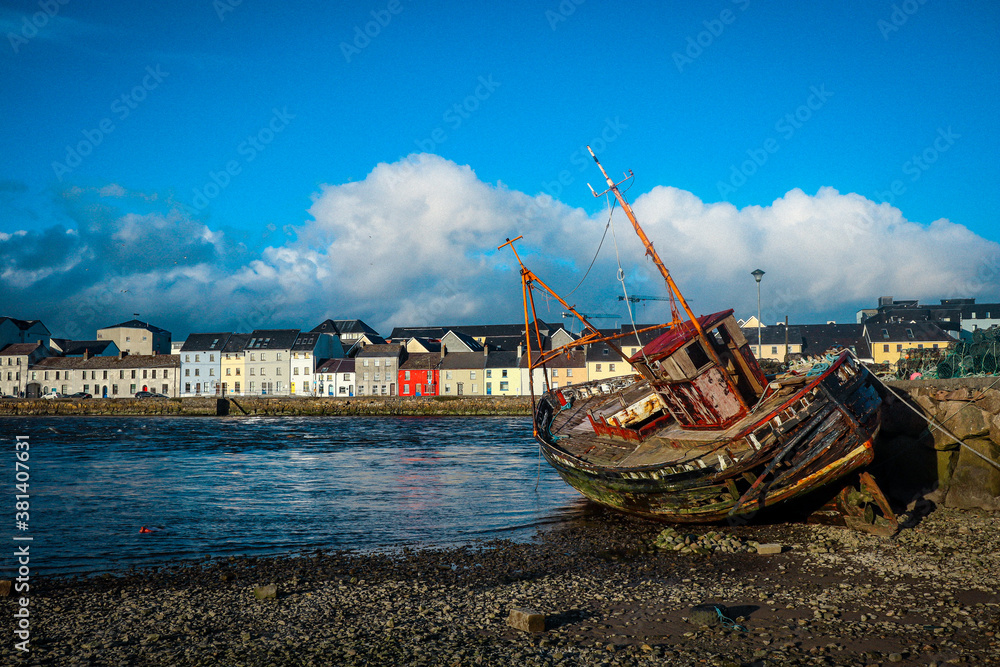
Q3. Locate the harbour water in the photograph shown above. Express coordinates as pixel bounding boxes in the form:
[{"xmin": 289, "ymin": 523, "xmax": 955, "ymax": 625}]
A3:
[{"xmin": 1, "ymin": 416, "xmax": 585, "ymax": 576}]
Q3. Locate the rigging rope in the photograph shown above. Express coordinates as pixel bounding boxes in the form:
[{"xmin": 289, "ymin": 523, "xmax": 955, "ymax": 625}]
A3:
[
  {"xmin": 607, "ymin": 193, "xmax": 653, "ymax": 368},
  {"xmin": 566, "ymin": 200, "xmax": 615, "ymax": 298}
]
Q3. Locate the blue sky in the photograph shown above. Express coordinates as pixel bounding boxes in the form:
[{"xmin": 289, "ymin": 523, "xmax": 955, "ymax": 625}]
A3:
[{"xmin": 1, "ymin": 0, "xmax": 998, "ymax": 340}]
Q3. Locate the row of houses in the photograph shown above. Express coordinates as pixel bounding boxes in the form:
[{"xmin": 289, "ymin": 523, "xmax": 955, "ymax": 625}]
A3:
[{"xmin": 3, "ymin": 295, "xmax": 992, "ymax": 398}]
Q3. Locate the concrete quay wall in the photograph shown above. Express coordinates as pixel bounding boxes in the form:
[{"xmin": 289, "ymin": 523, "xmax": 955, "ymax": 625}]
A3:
[{"xmin": 0, "ymin": 395, "xmax": 533, "ymax": 417}]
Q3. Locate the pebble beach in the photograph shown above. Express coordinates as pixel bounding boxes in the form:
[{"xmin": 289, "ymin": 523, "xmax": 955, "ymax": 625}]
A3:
[{"xmin": 4, "ymin": 503, "xmax": 998, "ymax": 666}]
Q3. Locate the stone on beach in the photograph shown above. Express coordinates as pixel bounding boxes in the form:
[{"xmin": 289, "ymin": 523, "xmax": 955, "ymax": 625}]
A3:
[
  {"xmin": 506, "ymin": 607, "xmax": 545, "ymax": 632},
  {"xmin": 253, "ymin": 583, "xmax": 277, "ymax": 600}
]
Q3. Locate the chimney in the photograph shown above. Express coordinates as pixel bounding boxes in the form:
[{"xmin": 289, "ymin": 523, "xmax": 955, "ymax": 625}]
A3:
[
  {"xmin": 440, "ymin": 342, "xmax": 446, "ymax": 359},
  {"xmin": 483, "ymin": 345, "xmax": 488, "ymax": 358},
  {"xmin": 83, "ymin": 348, "xmax": 89, "ymax": 360},
  {"xmin": 517, "ymin": 343, "xmax": 523, "ymax": 358}
]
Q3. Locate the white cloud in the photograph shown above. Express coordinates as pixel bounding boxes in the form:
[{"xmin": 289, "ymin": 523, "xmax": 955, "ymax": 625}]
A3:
[{"xmin": 3, "ymin": 154, "xmax": 998, "ymax": 338}]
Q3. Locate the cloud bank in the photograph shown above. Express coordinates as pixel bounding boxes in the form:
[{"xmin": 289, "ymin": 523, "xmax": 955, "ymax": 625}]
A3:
[{"xmin": 2, "ymin": 155, "xmax": 997, "ymax": 340}]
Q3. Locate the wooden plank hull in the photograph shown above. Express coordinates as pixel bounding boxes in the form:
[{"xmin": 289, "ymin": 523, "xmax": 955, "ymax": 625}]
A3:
[{"xmin": 534, "ymin": 351, "xmax": 882, "ymax": 523}]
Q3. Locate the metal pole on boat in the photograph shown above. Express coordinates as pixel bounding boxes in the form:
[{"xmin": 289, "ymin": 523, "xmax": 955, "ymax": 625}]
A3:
[{"xmin": 752, "ymin": 269, "xmax": 765, "ymax": 358}]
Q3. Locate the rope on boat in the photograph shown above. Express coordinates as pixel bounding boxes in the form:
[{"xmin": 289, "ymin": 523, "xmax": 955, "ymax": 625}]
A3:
[
  {"xmin": 608, "ymin": 194, "xmax": 654, "ymax": 369},
  {"xmin": 845, "ymin": 350, "xmax": 1000, "ymax": 472},
  {"xmin": 565, "ymin": 199, "xmax": 615, "ymax": 298}
]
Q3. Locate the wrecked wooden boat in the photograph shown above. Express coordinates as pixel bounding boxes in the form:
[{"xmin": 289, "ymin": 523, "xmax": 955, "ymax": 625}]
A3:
[{"xmin": 500, "ymin": 148, "xmax": 895, "ymax": 533}]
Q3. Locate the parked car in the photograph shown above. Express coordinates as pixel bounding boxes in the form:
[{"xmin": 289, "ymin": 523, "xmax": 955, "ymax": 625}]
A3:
[
  {"xmin": 134, "ymin": 391, "xmax": 168, "ymax": 399},
  {"xmin": 42, "ymin": 392, "xmax": 63, "ymax": 400},
  {"xmin": 68, "ymin": 392, "xmax": 93, "ymax": 399}
]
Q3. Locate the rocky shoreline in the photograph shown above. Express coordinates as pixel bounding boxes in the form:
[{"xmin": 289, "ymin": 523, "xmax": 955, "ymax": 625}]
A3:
[{"xmin": 4, "ymin": 505, "xmax": 998, "ymax": 666}]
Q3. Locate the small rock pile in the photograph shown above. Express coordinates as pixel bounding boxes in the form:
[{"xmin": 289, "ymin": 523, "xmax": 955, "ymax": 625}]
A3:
[{"xmin": 652, "ymin": 527, "xmax": 759, "ymax": 554}]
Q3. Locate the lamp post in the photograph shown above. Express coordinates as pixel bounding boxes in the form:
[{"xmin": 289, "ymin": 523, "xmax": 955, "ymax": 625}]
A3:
[{"xmin": 751, "ymin": 269, "xmax": 765, "ymax": 357}]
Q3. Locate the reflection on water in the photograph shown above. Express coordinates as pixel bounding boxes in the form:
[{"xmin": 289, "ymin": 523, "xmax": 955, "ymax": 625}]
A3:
[{"xmin": 2, "ymin": 416, "xmax": 585, "ymax": 575}]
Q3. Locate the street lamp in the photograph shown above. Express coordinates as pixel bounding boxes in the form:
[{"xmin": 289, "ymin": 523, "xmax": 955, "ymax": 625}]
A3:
[{"xmin": 751, "ymin": 269, "xmax": 765, "ymax": 358}]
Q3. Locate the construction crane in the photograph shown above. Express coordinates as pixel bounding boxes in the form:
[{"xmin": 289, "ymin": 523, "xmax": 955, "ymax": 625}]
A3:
[
  {"xmin": 561, "ymin": 312, "xmax": 619, "ymax": 334},
  {"xmin": 617, "ymin": 294, "xmax": 672, "ymax": 303}
]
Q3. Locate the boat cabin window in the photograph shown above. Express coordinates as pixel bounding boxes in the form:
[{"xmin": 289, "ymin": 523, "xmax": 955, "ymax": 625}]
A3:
[{"xmin": 685, "ymin": 341, "xmax": 711, "ymax": 372}]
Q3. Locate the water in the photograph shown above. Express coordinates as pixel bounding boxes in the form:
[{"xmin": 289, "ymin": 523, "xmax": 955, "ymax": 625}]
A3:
[{"xmin": 1, "ymin": 416, "xmax": 585, "ymax": 576}]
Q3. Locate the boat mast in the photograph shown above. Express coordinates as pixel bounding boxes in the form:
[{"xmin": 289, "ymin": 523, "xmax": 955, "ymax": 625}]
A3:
[{"xmin": 587, "ymin": 147, "xmax": 725, "ymax": 367}]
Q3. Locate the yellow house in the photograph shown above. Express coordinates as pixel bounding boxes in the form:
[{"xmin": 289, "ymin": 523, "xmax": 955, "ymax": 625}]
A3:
[
  {"xmin": 586, "ymin": 341, "xmax": 632, "ymax": 381},
  {"xmin": 484, "ymin": 350, "xmax": 521, "ymax": 396},
  {"xmin": 864, "ymin": 323, "xmax": 954, "ymax": 366},
  {"xmin": 220, "ymin": 333, "xmax": 249, "ymax": 395}
]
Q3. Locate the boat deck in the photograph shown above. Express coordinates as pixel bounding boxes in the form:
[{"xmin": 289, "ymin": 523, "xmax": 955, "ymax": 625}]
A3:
[{"xmin": 547, "ymin": 377, "xmax": 810, "ymax": 470}]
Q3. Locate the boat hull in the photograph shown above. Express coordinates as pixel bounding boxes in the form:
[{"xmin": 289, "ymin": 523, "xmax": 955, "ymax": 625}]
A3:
[{"xmin": 534, "ymin": 352, "xmax": 882, "ymax": 524}]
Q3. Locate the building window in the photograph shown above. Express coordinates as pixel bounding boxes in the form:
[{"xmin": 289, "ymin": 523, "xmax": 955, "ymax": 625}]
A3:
[
  {"xmin": 143, "ymin": 370, "xmax": 148, "ymax": 379},
  {"xmin": 185, "ymin": 369, "xmax": 190, "ymax": 376},
  {"xmin": 130, "ymin": 384, "xmax": 136, "ymax": 393},
  {"xmin": 131, "ymin": 370, "xmax": 136, "ymax": 379},
  {"xmin": 486, "ymin": 369, "xmax": 492, "ymax": 378},
  {"xmin": 501, "ymin": 369, "xmax": 507, "ymax": 378},
  {"xmin": 194, "ymin": 368, "xmax": 200, "ymax": 376},
  {"xmin": 500, "ymin": 381, "xmax": 509, "ymax": 391},
  {"xmin": 470, "ymin": 371, "xmax": 476, "ymax": 380},
  {"xmin": 250, "ymin": 353, "xmax": 255, "ymax": 361},
  {"xmin": 896, "ymin": 344, "xmax": 903, "ymax": 352},
  {"xmin": 276, "ymin": 353, "xmax": 281, "ymax": 360},
  {"xmin": 403, "ymin": 384, "xmax": 409, "ymax": 394},
  {"xmin": 226, "ymin": 368, "xmax": 232, "ymax": 376},
  {"xmin": 260, "ymin": 353, "xmax": 266, "ymax": 361},
  {"xmin": 195, "ymin": 354, "xmax": 200, "ymax": 362},
  {"xmin": 566, "ymin": 369, "xmax": 573, "ymax": 377},
  {"xmin": 446, "ymin": 371, "xmax": 453, "ymax": 380},
  {"xmin": 276, "ymin": 367, "xmax": 282, "ymax": 375},
  {"xmin": 235, "ymin": 382, "xmax": 240, "ymax": 392},
  {"xmin": 771, "ymin": 346, "xmax": 778, "ymax": 354},
  {"xmin": 552, "ymin": 369, "xmax": 558, "ymax": 377},
  {"xmin": 209, "ymin": 369, "xmax": 215, "ymax": 376},
  {"xmin": 164, "ymin": 370, "xmax": 168, "ymax": 378},
  {"xmin": 404, "ymin": 370, "xmax": 410, "ymax": 380},
  {"xmin": 883, "ymin": 344, "xmax": 889, "ymax": 353},
  {"xmin": 235, "ymin": 369, "xmax": 240, "ymax": 376},
  {"xmin": 185, "ymin": 382, "xmax": 191, "ymax": 393},
  {"xmin": 609, "ymin": 363, "xmax": 616, "ymax": 371}
]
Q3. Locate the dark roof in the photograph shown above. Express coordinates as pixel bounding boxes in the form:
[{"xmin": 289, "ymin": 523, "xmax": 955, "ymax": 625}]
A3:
[
  {"xmin": 865, "ymin": 322, "xmax": 954, "ymax": 343},
  {"xmin": 585, "ymin": 341, "xmax": 624, "ymax": 362},
  {"xmin": 0, "ymin": 317, "xmax": 47, "ymax": 332},
  {"xmin": 484, "ymin": 350, "xmax": 519, "ymax": 368},
  {"xmin": 443, "ymin": 330, "xmax": 483, "ymax": 352},
  {"xmin": 180, "ymin": 333, "xmax": 231, "ymax": 352},
  {"xmin": 440, "ymin": 352, "xmax": 487, "ymax": 370},
  {"xmin": 798, "ymin": 324, "xmax": 865, "ymax": 356},
  {"xmin": 291, "ymin": 332, "xmax": 321, "ymax": 351},
  {"xmin": 355, "ymin": 344, "xmax": 404, "ymax": 358},
  {"xmin": 629, "ymin": 310, "xmax": 733, "ymax": 362},
  {"xmin": 389, "ymin": 320, "xmax": 555, "ymax": 342},
  {"xmin": 399, "ymin": 353, "xmax": 441, "ymax": 370},
  {"xmin": 222, "ymin": 333, "xmax": 251, "ymax": 353},
  {"xmin": 406, "ymin": 337, "xmax": 442, "ymax": 353},
  {"xmin": 311, "ymin": 319, "xmax": 380, "ymax": 336},
  {"xmin": 317, "ymin": 358, "xmax": 355, "ymax": 374},
  {"xmin": 56, "ymin": 340, "xmax": 116, "ymax": 356},
  {"xmin": 245, "ymin": 330, "xmax": 300, "ymax": 350},
  {"xmin": 101, "ymin": 319, "xmax": 170, "ymax": 334},
  {"xmin": 34, "ymin": 354, "xmax": 180, "ymax": 369},
  {"xmin": 0, "ymin": 342, "xmax": 43, "ymax": 356}
]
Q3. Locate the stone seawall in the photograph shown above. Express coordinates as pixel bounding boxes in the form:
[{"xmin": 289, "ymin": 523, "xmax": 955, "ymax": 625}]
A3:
[
  {"xmin": 878, "ymin": 377, "xmax": 1000, "ymax": 511},
  {"xmin": 0, "ymin": 395, "xmax": 533, "ymax": 417}
]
